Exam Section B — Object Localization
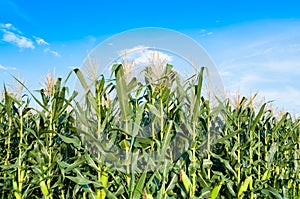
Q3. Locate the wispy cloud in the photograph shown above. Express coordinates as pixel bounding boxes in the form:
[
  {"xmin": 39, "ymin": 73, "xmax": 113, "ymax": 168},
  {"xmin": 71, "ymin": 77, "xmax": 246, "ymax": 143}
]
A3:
[
  {"xmin": 202, "ymin": 19, "xmax": 300, "ymax": 113},
  {"xmin": 44, "ymin": 48, "xmax": 61, "ymax": 57},
  {"xmin": 1, "ymin": 22, "xmax": 34, "ymax": 49},
  {"xmin": 2, "ymin": 30, "xmax": 34, "ymax": 49},
  {"xmin": 119, "ymin": 45, "xmax": 148, "ymax": 55},
  {"xmin": 0, "ymin": 64, "xmax": 7, "ymax": 70},
  {"xmin": 0, "ymin": 64, "xmax": 17, "ymax": 71},
  {"xmin": 219, "ymin": 71, "xmax": 232, "ymax": 77},
  {"xmin": 134, "ymin": 50, "xmax": 172, "ymax": 65},
  {"xmin": 119, "ymin": 46, "xmax": 173, "ymax": 66},
  {"xmin": 1, "ymin": 22, "xmax": 61, "ymax": 56},
  {"xmin": 199, "ymin": 29, "xmax": 213, "ymax": 37},
  {"xmin": 263, "ymin": 86, "xmax": 300, "ymax": 112},
  {"xmin": 0, "ymin": 23, "xmax": 21, "ymax": 33},
  {"xmin": 34, "ymin": 36, "xmax": 49, "ymax": 46}
]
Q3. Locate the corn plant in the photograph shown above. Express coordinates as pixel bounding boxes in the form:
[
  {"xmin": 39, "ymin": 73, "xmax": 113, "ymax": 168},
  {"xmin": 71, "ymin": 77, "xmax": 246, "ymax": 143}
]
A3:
[{"xmin": 0, "ymin": 63, "xmax": 299, "ymax": 198}]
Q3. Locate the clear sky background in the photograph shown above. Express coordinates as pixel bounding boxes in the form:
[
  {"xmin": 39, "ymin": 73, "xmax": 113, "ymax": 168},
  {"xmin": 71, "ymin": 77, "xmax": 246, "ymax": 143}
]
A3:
[{"xmin": 1, "ymin": 0, "xmax": 300, "ymax": 114}]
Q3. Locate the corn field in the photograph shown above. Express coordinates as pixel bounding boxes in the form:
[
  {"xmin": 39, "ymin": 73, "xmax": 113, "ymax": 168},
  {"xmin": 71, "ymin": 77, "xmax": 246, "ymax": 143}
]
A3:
[{"xmin": 0, "ymin": 63, "xmax": 299, "ymax": 199}]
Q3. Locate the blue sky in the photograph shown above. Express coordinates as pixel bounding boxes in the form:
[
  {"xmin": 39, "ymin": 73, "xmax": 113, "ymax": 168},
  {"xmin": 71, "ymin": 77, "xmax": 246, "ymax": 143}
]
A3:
[{"xmin": 1, "ymin": 0, "xmax": 300, "ymax": 114}]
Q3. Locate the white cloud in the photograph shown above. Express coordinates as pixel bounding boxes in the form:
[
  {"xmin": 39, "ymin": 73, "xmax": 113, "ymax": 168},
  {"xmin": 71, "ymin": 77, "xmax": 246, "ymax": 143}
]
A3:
[
  {"xmin": 263, "ymin": 87, "xmax": 300, "ymax": 112},
  {"xmin": 0, "ymin": 64, "xmax": 17, "ymax": 71},
  {"xmin": 1, "ymin": 23, "xmax": 50, "ymax": 49},
  {"xmin": 219, "ymin": 71, "xmax": 232, "ymax": 77},
  {"xmin": 1, "ymin": 23, "xmax": 12, "ymax": 29},
  {"xmin": 201, "ymin": 19, "xmax": 300, "ymax": 114},
  {"xmin": 118, "ymin": 46, "xmax": 173, "ymax": 66},
  {"xmin": 2, "ymin": 30, "xmax": 34, "ymax": 49},
  {"xmin": 199, "ymin": 29, "xmax": 213, "ymax": 37},
  {"xmin": 133, "ymin": 50, "xmax": 172, "ymax": 65},
  {"xmin": 0, "ymin": 23, "xmax": 21, "ymax": 33},
  {"xmin": 34, "ymin": 36, "xmax": 49, "ymax": 45},
  {"xmin": 222, "ymin": 72, "xmax": 268, "ymax": 94},
  {"xmin": 119, "ymin": 45, "xmax": 148, "ymax": 55},
  {"xmin": 113, "ymin": 46, "xmax": 173, "ymax": 81},
  {"xmin": 44, "ymin": 48, "xmax": 61, "ymax": 57},
  {"xmin": 0, "ymin": 64, "xmax": 7, "ymax": 70},
  {"xmin": 4, "ymin": 23, "xmax": 11, "ymax": 29}
]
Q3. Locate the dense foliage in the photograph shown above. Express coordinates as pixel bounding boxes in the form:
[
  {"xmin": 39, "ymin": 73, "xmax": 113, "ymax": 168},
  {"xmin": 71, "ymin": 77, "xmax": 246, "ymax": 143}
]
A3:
[{"xmin": 0, "ymin": 64, "xmax": 299, "ymax": 199}]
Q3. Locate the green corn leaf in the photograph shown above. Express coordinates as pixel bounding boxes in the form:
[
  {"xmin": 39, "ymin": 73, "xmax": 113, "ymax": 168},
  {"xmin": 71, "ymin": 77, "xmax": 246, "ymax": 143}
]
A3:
[
  {"xmin": 209, "ymin": 152, "xmax": 237, "ymax": 179},
  {"xmin": 104, "ymin": 189, "xmax": 118, "ymax": 199},
  {"xmin": 58, "ymin": 159, "xmax": 85, "ymax": 173},
  {"xmin": 132, "ymin": 103, "xmax": 145, "ymax": 137},
  {"xmin": 226, "ymin": 180, "xmax": 236, "ymax": 196},
  {"xmin": 74, "ymin": 68, "xmax": 88, "ymax": 90},
  {"xmin": 180, "ymin": 170, "xmax": 191, "ymax": 194},
  {"xmin": 83, "ymin": 153, "xmax": 99, "ymax": 171},
  {"xmin": 166, "ymin": 174, "xmax": 178, "ymax": 193},
  {"xmin": 250, "ymin": 103, "xmax": 266, "ymax": 131},
  {"xmin": 217, "ymin": 129, "xmax": 243, "ymax": 143},
  {"xmin": 58, "ymin": 134, "xmax": 81, "ymax": 148},
  {"xmin": 261, "ymin": 170, "xmax": 270, "ymax": 181},
  {"xmin": 192, "ymin": 67, "xmax": 205, "ymax": 123},
  {"xmin": 133, "ymin": 170, "xmax": 147, "ymax": 199},
  {"xmin": 210, "ymin": 181, "xmax": 223, "ymax": 199},
  {"xmin": 39, "ymin": 180, "xmax": 49, "ymax": 197},
  {"xmin": 147, "ymin": 104, "xmax": 161, "ymax": 118},
  {"xmin": 267, "ymin": 143, "xmax": 278, "ymax": 163},
  {"xmin": 199, "ymin": 187, "xmax": 210, "ymax": 198},
  {"xmin": 261, "ymin": 187, "xmax": 283, "ymax": 199},
  {"xmin": 66, "ymin": 176, "xmax": 102, "ymax": 187},
  {"xmin": 12, "ymin": 76, "xmax": 48, "ymax": 111},
  {"xmin": 114, "ymin": 64, "xmax": 131, "ymax": 121},
  {"xmin": 238, "ymin": 176, "xmax": 252, "ymax": 198}
]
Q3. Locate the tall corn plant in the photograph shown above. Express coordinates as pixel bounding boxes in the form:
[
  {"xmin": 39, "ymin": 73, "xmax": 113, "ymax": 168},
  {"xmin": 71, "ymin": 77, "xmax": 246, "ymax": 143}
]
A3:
[
  {"xmin": 0, "ymin": 83, "xmax": 33, "ymax": 199},
  {"xmin": 0, "ymin": 64, "xmax": 299, "ymax": 198},
  {"xmin": 73, "ymin": 68, "xmax": 114, "ymax": 199},
  {"xmin": 209, "ymin": 96, "xmax": 300, "ymax": 198},
  {"xmin": 26, "ymin": 76, "xmax": 78, "ymax": 198},
  {"xmin": 0, "ymin": 73, "xmax": 80, "ymax": 198}
]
